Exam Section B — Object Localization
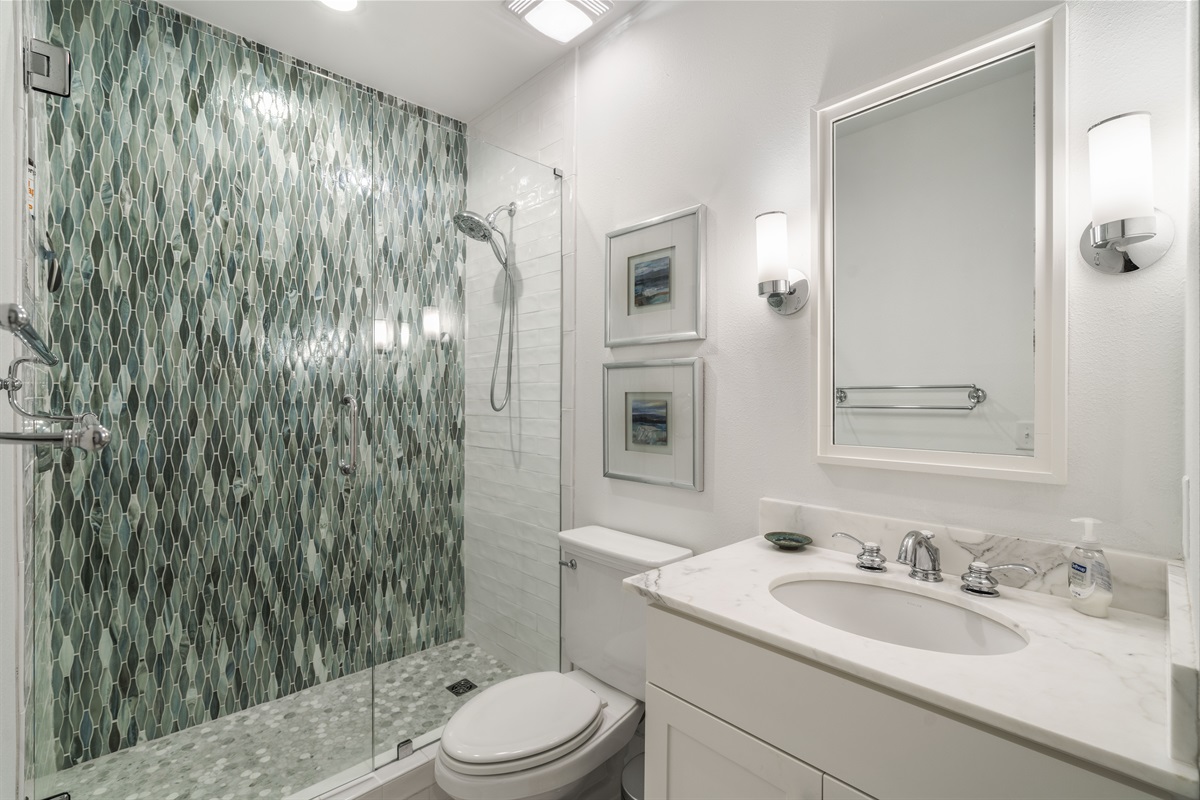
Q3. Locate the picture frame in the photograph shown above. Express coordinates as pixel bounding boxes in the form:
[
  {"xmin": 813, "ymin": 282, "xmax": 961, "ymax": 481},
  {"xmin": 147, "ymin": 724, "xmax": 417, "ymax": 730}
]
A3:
[
  {"xmin": 603, "ymin": 358, "xmax": 704, "ymax": 491},
  {"xmin": 605, "ymin": 205, "xmax": 706, "ymax": 347}
]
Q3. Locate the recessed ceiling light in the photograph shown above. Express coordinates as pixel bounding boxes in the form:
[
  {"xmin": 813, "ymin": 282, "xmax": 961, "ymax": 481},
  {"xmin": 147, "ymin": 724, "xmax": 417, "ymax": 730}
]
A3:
[
  {"xmin": 506, "ymin": 0, "xmax": 612, "ymax": 44},
  {"xmin": 318, "ymin": 0, "xmax": 358, "ymax": 12}
]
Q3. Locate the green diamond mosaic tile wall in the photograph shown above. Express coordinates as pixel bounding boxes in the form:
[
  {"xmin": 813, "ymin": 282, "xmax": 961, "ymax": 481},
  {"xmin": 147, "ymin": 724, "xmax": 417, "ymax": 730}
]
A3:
[{"xmin": 25, "ymin": 0, "xmax": 466, "ymax": 770}]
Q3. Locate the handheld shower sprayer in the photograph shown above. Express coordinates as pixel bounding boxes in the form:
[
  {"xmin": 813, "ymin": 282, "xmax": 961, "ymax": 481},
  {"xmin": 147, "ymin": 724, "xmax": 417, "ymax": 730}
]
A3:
[{"xmin": 453, "ymin": 203, "xmax": 518, "ymax": 412}]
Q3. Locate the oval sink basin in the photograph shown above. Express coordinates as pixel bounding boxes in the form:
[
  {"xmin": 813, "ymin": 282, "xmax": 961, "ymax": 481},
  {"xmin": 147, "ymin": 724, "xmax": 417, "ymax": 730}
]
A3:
[{"xmin": 770, "ymin": 578, "xmax": 1027, "ymax": 656}]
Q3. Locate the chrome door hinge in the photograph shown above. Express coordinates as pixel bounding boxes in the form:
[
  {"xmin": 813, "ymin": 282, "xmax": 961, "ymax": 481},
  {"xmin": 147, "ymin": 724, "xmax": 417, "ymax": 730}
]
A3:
[{"xmin": 25, "ymin": 39, "xmax": 70, "ymax": 97}]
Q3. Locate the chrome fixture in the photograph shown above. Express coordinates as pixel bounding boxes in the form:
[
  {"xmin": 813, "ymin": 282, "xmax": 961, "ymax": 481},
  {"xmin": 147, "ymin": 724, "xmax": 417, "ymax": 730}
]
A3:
[
  {"xmin": 25, "ymin": 39, "xmax": 71, "ymax": 98},
  {"xmin": 1080, "ymin": 112, "xmax": 1175, "ymax": 273},
  {"xmin": 558, "ymin": 558, "xmax": 577, "ymax": 570},
  {"xmin": 896, "ymin": 530, "xmax": 942, "ymax": 582},
  {"xmin": 338, "ymin": 394, "xmax": 358, "ymax": 475},
  {"xmin": 0, "ymin": 304, "xmax": 110, "ymax": 452},
  {"xmin": 834, "ymin": 384, "xmax": 987, "ymax": 411},
  {"xmin": 454, "ymin": 203, "xmax": 517, "ymax": 412},
  {"xmin": 832, "ymin": 532, "xmax": 887, "ymax": 572},
  {"xmin": 0, "ymin": 412, "xmax": 109, "ymax": 452},
  {"xmin": 1, "ymin": 303, "xmax": 58, "ymax": 366},
  {"xmin": 755, "ymin": 211, "xmax": 808, "ymax": 316},
  {"xmin": 960, "ymin": 561, "xmax": 1037, "ymax": 597},
  {"xmin": 505, "ymin": 0, "xmax": 612, "ymax": 44}
]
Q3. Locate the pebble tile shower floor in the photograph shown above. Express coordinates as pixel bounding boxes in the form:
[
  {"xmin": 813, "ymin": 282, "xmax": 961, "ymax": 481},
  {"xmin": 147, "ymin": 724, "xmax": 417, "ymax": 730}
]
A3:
[{"xmin": 38, "ymin": 640, "xmax": 514, "ymax": 800}]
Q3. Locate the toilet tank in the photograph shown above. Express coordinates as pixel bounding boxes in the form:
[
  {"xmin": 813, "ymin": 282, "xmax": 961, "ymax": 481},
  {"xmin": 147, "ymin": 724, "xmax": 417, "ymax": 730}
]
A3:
[{"xmin": 559, "ymin": 526, "xmax": 692, "ymax": 701}]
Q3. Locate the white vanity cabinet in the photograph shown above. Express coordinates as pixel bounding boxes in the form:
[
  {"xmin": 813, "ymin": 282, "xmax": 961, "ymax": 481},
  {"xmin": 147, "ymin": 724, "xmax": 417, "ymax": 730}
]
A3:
[
  {"xmin": 644, "ymin": 606, "xmax": 1174, "ymax": 800},
  {"xmin": 646, "ymin": 684, "xmax": 826, "ymax": 800}
]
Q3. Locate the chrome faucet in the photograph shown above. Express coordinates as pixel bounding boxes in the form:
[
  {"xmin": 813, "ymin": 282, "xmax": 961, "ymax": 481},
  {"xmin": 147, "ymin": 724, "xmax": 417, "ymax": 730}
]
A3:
[{"xmin": 897, "ymin": 530, "xmax": 942, "ymax": 582}]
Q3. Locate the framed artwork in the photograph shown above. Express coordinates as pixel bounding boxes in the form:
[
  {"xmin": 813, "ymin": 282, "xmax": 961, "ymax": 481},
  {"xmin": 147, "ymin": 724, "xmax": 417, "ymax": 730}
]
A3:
[
  {"xmin": 605, "ymin": 205, "xmax": 706, "ymax": 346},
  {"xmin": 603, "ymin": 358, "xmax": 704, "ymax": 491}
]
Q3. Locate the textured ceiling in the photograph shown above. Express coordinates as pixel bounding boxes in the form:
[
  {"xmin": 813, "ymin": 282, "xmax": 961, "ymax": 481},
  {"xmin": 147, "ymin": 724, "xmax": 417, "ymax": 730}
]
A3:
[{"xmin": 160, "ymin": 0, "xmax": 631, "ymax": 122}]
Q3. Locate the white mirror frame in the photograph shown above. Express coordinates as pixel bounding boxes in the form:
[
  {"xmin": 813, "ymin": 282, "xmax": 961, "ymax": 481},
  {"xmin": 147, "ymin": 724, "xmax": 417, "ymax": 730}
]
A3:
[{"xmin": 812, "ymin": 7, "xmax": 1067, "ymax": 484}]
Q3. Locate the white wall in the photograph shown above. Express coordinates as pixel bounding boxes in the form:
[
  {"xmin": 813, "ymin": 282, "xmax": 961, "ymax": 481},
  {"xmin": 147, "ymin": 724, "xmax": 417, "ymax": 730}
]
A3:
[
  {"xmin": 571, "ymin": 1, "xmax": 1192, "ymax": 558},
  {"xmin": 833, "ymin": 65, "xmax": 1035, "ymax": 455},
  {"xmin": 1185, "ymin": 0, "xmax": 1199, "ymax": 614},
  {"xmin": 463, "ymin": 56, "xmax": 575, "ymax": 674}
]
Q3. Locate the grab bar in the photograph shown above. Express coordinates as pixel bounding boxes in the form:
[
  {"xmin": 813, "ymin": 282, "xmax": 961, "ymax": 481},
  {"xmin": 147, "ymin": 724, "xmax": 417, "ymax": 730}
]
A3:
[
  {"xmin": 338, "ymin": 395, "xmax": 358, "ymax": 475},
  {"xmin": 834, "ymin": 384, "xmax": 987, "ymax": 411},
  {"xmin": 0, "ymin": 304, "xmax": 59, "ymax": 366},
  {"xmin": 0, "ymin": 412, "xmax": 110, "ymax": 452}
]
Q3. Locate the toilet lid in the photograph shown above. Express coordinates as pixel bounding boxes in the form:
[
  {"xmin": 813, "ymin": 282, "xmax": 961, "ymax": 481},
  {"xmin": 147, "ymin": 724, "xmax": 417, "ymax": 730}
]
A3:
[{"xmin": 441, "ymin": 672, "xmax": 604, "ymax": 765}]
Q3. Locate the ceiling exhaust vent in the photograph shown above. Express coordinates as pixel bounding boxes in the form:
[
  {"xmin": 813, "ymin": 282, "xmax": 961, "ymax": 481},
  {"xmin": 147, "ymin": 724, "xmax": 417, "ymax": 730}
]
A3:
[{"xmin": 505, "ymin": 0, "xmax": 613, "ymax": 44}]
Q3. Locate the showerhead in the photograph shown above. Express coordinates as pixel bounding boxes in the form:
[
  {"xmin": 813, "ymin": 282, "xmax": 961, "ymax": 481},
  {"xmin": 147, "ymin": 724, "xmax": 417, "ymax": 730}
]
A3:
[
  {"xmin": 454, "ymin": 203, "xmax": 515, "ymax": 268},
  {"xmin": 453, "ymin": 210, "xmax": 492, "ymax": 242}
]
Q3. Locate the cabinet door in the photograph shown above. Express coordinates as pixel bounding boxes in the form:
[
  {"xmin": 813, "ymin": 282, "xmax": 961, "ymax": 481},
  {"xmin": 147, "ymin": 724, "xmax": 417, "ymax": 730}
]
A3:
[
  {"xmin": 824, "ymin": 774, "xmax": 877, "ymax": 800},
  {"xmin": 645, "ymin": 684, "xmax": 823, "ymax": 800}
]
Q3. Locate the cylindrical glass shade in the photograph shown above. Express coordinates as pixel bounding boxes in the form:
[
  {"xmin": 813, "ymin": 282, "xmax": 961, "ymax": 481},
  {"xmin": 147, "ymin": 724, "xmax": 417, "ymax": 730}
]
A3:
[
  {"xmin": 373, "ymin": 319, "xmax": 395, "ymax": 352},
  {"xmin": 1088, "ymin": 112, "xmax": 1154, "ymax": 227},
  {"xmin": 422, "ymin": 307, "xmax": 441, "ymax": 339},
  {"xmin": 756, "ymin": 211, "xmax": 789, "ymax": 286}
]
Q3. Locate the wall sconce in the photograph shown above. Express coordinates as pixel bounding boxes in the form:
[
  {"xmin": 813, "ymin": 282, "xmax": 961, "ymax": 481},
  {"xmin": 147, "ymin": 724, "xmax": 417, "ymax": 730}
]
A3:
[
  {"xmin": 1080, "ymin": 112, "xmax": 1174, "ymax": 274},
  {"xmin": 422, "ymin": 307, "xmax": 442, "ymax": 341},
  {"xmin": 373, "ymin": 319, "xmax": 395, "ymax": 352},
  {"xmin": 756, "ymin": 211, "xmax": 808, "ymax": 315}
]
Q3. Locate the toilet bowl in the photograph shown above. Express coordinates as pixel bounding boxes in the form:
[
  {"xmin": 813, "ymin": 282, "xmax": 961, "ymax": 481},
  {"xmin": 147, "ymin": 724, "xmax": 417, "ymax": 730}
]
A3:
[
  {"xmin": 434, "ymin": 527, "xmax": 692, "ymax": 800},
  {"xmin": 434, "ymin": 670, "xmax": 641, "ymax": 800}
]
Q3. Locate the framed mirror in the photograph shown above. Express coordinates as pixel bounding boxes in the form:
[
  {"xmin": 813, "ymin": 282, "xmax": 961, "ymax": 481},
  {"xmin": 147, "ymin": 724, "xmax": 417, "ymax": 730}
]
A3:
[{"xmin": 812, "ymin": 8, "xmax": 1066, "ymax": 483}]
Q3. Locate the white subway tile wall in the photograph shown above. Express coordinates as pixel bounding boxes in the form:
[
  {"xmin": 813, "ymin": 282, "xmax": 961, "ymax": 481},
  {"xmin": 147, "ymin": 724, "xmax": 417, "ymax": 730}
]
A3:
[{"xmin": 465, "ymin": 54, "xmax": 576, "ymax": 674}]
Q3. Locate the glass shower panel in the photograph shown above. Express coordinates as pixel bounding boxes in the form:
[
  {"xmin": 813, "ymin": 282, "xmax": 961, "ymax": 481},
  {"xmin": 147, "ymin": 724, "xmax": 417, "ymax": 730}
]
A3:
[
  {"xmin": 367, "ymin": 136, "xmax": 564, "ymax": 761},
  {"xmin": 367, "ymin": 98, "xmax": 474, "ymax": 763},
  {"xmin": 22, "ymin": 1, "xmax": 376, "ymax": 797},
  {"xmin": 458, "ymin": 140, "xmax": 563, "ymax": 675}
]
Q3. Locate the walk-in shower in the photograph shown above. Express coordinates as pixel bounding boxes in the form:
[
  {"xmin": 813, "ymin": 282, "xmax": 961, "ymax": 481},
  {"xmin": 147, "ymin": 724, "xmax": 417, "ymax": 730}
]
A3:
[
  {"xmin": 454, "ymin": 203, "xmax": 518, "ymax": 412},
  {"xmin": 18, "ymin": 1, "xmax": 562, "ymax": 798}
]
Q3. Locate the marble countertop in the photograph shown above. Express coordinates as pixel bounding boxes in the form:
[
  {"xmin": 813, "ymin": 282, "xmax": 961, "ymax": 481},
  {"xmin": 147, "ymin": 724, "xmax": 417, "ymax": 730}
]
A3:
[{"xmin": 625, "ymin": 537, "xmax": 1199, "ymax": 798}]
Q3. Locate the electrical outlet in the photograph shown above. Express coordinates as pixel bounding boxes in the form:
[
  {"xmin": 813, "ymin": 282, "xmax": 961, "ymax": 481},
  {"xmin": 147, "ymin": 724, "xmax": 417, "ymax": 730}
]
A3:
[{"xmin": 1015, "ymin": 422, "xmax": 1034, "ymax": 451}]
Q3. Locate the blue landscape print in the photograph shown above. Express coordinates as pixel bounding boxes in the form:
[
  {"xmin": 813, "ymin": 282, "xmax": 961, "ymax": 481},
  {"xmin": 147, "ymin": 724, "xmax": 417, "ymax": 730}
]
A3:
[
  {"xmin": 630, "ymin": 397, "xmax": 669, "ymax": 447},
  {"xmin": 632, "ymin": 253, "xmax": 672, "ymax": 308}
]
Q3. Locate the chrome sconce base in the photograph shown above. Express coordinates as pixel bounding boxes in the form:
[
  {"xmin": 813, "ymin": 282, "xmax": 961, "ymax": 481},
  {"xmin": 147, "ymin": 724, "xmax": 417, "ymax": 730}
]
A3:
[
  {"xmin": 758, "ymin": 276, "xmax": 809, "ymax": 316},
  {"xmin": 1079, "ymin": 208, "xmax": 1175, "ymax": 274}
]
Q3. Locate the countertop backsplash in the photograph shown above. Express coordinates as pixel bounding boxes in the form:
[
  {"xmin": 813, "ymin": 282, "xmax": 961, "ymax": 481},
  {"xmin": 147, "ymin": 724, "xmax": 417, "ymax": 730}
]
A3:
[{"xmin": 760, "ymin": 498, "xmax": 1169, "ymax": 618}]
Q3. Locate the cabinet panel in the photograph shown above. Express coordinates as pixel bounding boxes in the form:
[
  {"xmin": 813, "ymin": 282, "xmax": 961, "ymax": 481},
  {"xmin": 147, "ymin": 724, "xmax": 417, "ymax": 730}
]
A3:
[
  {"xmin": 646, "ymin": 607, "xmax": 1170, "ymax": 800},
  {"xmin": 646, "ymin": 684, "xmax": 822, "ymax": 800},
  {"xmin": 824, "ymin": 774, "xmax": 877, "ymax": 800}
]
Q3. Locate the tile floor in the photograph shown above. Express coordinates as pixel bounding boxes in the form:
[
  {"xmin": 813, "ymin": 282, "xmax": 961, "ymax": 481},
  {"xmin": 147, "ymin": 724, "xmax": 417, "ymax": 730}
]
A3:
[{"xmin": 36, "ymin": 640, "xmax": 514, "ymax": 800}]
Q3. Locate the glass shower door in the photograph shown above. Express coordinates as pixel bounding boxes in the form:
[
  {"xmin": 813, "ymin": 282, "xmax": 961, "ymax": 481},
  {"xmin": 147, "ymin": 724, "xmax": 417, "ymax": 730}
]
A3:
[{"xmin": 21, "ymin": 2, "xmax": 378, "ymax": 797}]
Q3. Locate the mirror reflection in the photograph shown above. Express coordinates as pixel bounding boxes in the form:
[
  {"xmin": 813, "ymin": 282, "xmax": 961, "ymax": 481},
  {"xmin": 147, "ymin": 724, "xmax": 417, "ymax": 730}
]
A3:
[{"xmin": 832, "ymin": 50, "xmax": 1036, "ymax": 456}]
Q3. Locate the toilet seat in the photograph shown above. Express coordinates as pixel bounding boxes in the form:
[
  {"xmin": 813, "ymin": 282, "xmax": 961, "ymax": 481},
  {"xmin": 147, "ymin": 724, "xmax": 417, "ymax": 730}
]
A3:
[
  {"xmin": 441, "ymin": 672, "xmax": 605, "ymax": 774},
  {"xmin": 435, "ymin": 670, "xmax": 643, "ymax": 800},
  {"xmin": 440, "ymin": 713, "xmax": 604, "ymax": 776}
]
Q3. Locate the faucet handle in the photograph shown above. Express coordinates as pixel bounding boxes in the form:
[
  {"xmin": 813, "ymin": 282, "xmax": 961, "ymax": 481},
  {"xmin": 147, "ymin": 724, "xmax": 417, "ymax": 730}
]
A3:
[
  {"xmin": 832, "ymin": 532, "xmax": 887, "ymax": 573},
  {"xmin": 960, "ymin": 561, "xmax": 1037, "ymax": 597}
]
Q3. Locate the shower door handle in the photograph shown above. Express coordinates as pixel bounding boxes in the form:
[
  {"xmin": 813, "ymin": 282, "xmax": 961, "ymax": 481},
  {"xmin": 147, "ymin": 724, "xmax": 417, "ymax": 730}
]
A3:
[{"xmin": 338, "ymin": 395, "xmax": 358, "ymax": 475}]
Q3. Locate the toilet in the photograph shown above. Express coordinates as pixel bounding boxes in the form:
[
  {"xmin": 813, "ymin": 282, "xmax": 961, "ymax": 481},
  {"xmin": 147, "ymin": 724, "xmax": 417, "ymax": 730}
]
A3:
[{"xmin": 434, "ymin": 526, "xmax": 692, "ymax": 800}]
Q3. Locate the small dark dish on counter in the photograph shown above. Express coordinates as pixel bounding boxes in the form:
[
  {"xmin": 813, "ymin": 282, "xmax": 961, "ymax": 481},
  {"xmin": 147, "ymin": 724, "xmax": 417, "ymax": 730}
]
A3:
[{"xmin": 764, "ymin": 532, "xmax": 813, "ymax": 551}]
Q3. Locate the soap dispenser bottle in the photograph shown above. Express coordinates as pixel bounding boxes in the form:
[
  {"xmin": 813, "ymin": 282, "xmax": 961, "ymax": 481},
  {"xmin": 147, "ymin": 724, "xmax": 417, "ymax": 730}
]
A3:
[{"xmin": 1068, "ymin": 517, "xmax": 1113, "ymax": 618}]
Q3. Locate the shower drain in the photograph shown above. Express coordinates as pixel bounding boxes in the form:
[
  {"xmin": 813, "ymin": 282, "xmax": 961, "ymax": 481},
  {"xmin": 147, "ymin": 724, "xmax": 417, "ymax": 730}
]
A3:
[{"xmin": 446, "ymin": 678, "xmax": 478, "ymax": 696}]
